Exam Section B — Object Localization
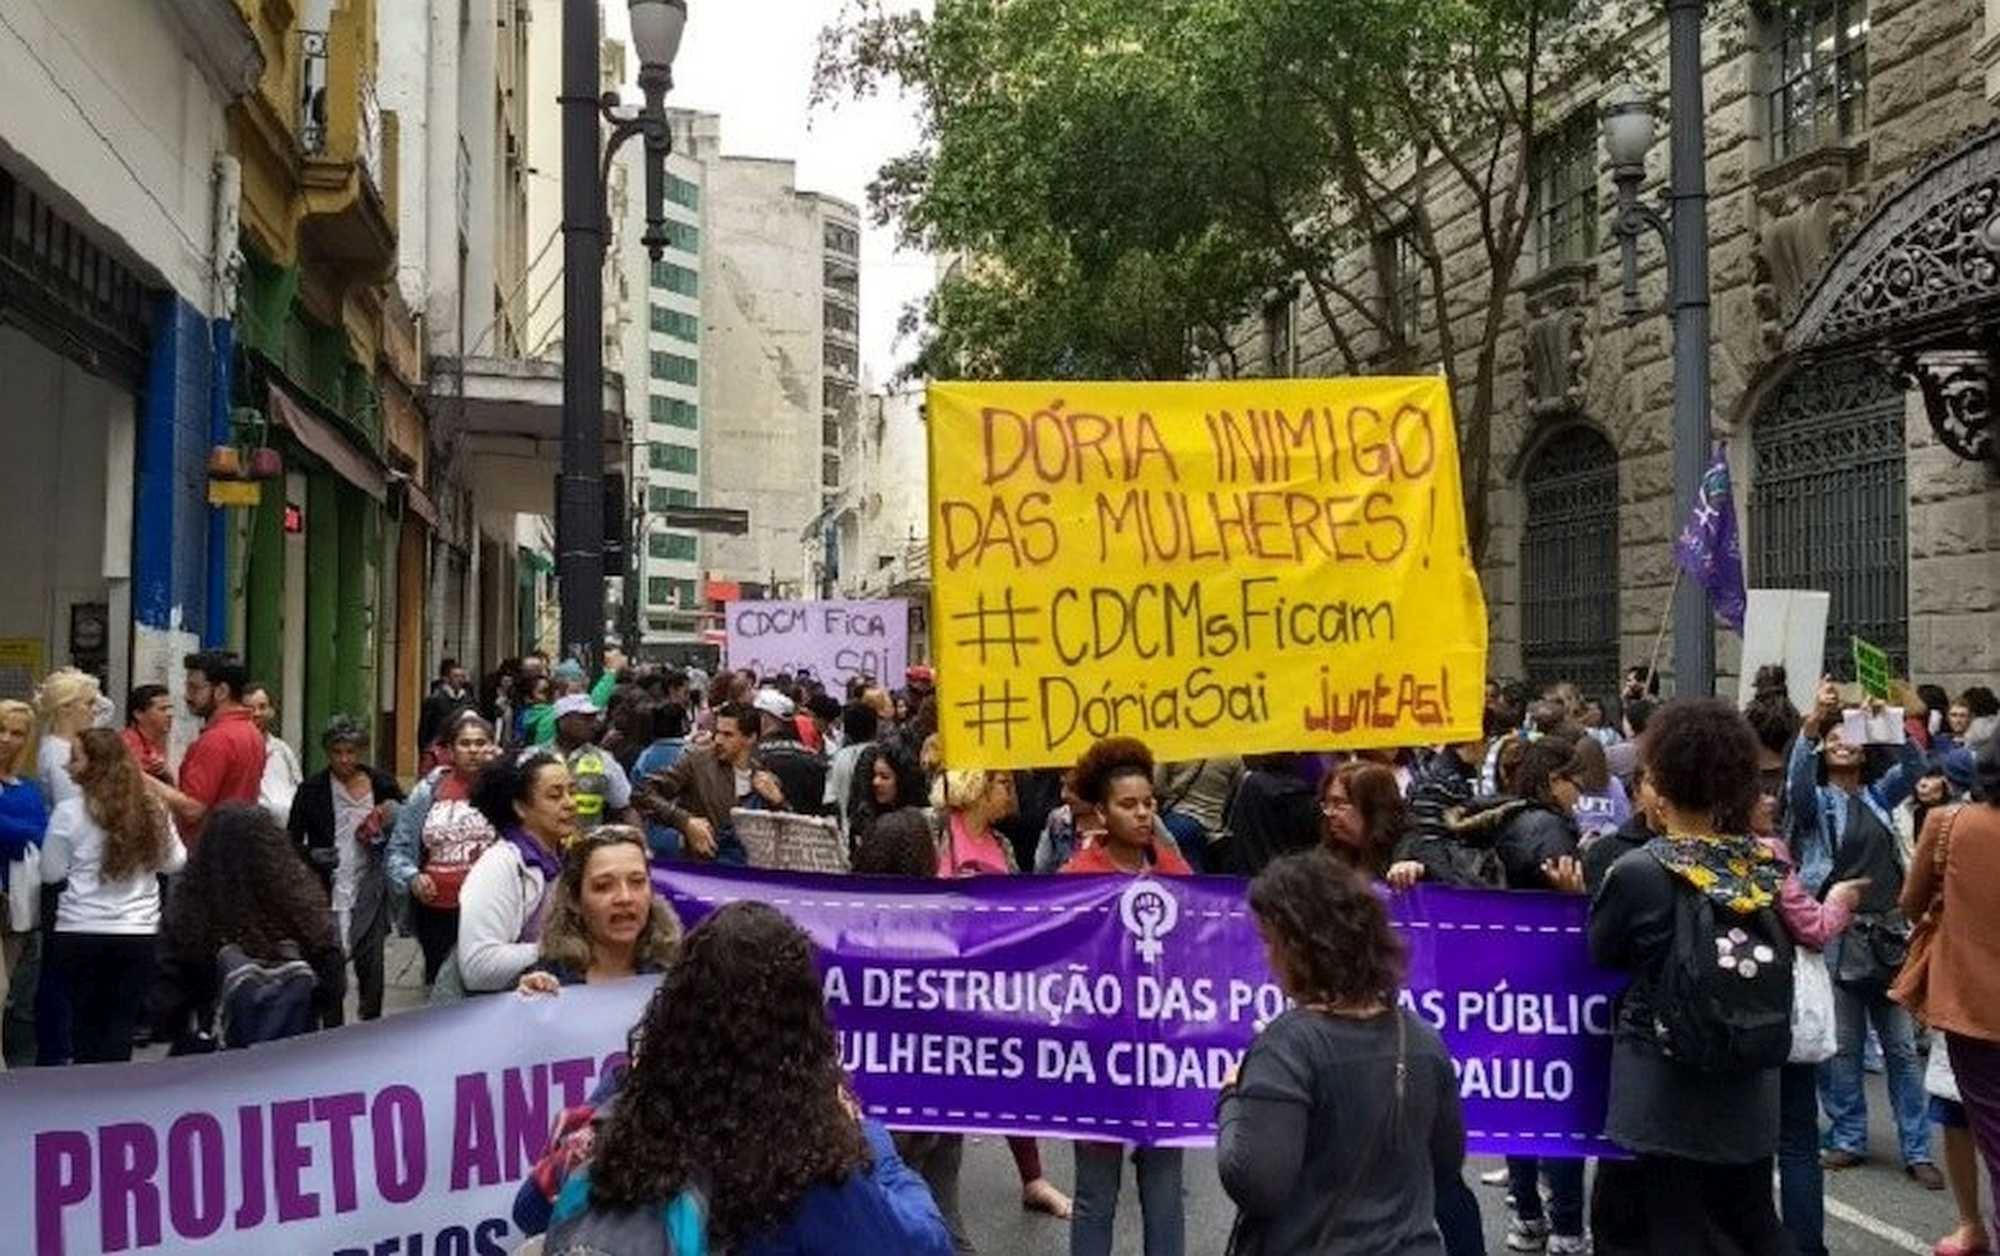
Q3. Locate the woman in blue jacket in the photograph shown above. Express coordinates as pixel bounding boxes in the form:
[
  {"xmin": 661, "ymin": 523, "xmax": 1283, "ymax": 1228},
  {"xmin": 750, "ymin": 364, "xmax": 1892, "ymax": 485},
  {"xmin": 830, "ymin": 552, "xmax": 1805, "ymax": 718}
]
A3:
[
  {"xmin": 542, "ymin": 899, "xmax": 951, "ymax": 1255},
  {"xmin": 1785, "ymin": 678, "xmax": 1936, "ymax": 1187}
]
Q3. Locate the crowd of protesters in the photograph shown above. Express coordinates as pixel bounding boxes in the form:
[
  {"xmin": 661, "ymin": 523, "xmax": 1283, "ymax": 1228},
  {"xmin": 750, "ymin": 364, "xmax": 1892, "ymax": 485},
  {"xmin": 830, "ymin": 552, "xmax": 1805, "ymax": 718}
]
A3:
[{"xmin": 4, "ymin": 641, "xmax": 1999, "ymax": 1255}]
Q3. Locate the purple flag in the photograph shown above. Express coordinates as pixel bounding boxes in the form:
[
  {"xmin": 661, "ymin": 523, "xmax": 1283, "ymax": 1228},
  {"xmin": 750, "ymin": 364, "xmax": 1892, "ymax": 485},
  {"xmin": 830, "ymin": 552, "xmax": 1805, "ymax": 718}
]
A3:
[
  {"xmin": 1673, "ymin": 445, "xmax": 1748, "ymax": 632},
  {"xmin": 654, "ymin": 864, "xmax": 1626, "ymax": 1159}
]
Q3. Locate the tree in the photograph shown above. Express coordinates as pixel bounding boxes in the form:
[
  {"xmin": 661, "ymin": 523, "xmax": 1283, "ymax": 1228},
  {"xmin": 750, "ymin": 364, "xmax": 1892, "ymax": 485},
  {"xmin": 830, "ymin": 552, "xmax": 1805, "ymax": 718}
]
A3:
[{"xmin": 817, "ymin": 0, "xmax": 1639, "ymax": 558}]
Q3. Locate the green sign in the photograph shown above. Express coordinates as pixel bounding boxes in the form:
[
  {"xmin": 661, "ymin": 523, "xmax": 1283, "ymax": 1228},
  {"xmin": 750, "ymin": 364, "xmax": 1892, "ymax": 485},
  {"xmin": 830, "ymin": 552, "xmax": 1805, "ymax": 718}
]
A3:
[{"xmin": 1852, "ymin": 636, "xmax": 1891, "ymax": 702}]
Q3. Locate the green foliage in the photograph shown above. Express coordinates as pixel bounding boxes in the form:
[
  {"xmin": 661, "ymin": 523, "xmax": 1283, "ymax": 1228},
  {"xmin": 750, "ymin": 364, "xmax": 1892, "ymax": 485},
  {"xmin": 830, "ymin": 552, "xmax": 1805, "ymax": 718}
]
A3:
[{"xmin": 817, "ymin": 0, "xmax": 1649, "ymax": 549}]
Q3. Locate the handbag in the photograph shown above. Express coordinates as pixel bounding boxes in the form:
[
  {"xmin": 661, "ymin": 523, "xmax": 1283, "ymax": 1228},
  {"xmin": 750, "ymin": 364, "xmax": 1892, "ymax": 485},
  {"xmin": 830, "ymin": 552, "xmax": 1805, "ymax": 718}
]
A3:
[
  {"xmin": 1889, "ymin": 805, "xmax": 1962, "ymax": 1013},
  {"xmin": 1787, "ymin": 948, "xmax": 1837, "ymax": 1064},
  {"xmin": 6, "ymin": 843, "xmax": 40, "ymax": 933}
]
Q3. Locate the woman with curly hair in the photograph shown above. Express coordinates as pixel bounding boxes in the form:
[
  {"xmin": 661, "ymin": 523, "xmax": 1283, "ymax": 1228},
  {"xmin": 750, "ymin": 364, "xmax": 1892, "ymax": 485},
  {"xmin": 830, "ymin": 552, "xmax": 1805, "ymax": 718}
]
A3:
[
  {"xmin": 39, "ymin": 730, "xmax": 184, "ymax": 1062},
  {"xmin": 846, "ymin": 740, "xmax": 927, "ymax": 850},
  {"xmin": 1319, "ymin": 760, "xmax": 1406, "ymax": 878},
  {"xmin": 1589, "ymin": 697, "xmax": 1793, "ymax": 1254},
  {"xmin": 1219, "ymin": 849, "xmax": 1467, "ymax": 1255},
  {"xmin": 1061, "ymin": 736, "xmax": 1189, "ymax": 1256},
  {"xmin": 518, "ymin": 826, "xmax": 681, "ymax": 992},
  {"xmin": 543, "ymin": 900, "xmax": 950, "ymax": 1253},
  {"xmin": 150, "ymin": 803, "xmax": 345, "ymax": 1051}
]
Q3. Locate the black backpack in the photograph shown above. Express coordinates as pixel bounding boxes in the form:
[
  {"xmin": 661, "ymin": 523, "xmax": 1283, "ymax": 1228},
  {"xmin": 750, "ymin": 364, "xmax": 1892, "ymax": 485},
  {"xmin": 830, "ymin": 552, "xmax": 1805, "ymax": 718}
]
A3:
[
  {"xmin": 216, "ymin": 942, "xmax": 319, "ymax": 1048},
  {"xmin": 1644, "ymin": 867, "xmax": 1795, "ymax": 1074}
]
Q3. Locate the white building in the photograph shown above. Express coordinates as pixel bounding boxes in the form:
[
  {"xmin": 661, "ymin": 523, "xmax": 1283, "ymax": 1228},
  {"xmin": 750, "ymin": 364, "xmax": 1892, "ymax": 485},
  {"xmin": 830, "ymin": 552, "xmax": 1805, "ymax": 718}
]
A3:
[
  {"xmin": 0, "ymin": 0, "xmax": 260, "ymax": 717},
  {"xmin": 672, "ymin": 113, "xmax": 862, "ymax": 603}
]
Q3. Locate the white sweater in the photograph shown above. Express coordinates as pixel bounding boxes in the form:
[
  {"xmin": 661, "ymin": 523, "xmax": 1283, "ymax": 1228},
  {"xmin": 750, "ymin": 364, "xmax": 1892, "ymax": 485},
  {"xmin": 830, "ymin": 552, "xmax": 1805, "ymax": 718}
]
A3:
[
  {"xmin": 455, "ymin": 839, "xmax": 551, "ymax": 992},
  {"xmin": 41, "ymin": 798, "xmax": 186, "ymax": 934}
]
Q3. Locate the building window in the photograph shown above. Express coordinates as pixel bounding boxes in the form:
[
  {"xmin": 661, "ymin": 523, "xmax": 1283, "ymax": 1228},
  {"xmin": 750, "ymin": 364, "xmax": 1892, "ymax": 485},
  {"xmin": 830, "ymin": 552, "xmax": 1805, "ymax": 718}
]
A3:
[
  {"xmin": 665, "ymin": 218, "xmax": 699, "ymax": 254},
  {"xmin": 649, "ymin": 442, "xmax": 698, "ymax": 473},
  {"xmin": 1750, "ymin": 357, "xmax": 1906, "ymax": 674},
  {"xmin": 650, "ymin": 261, "xmax": 698, "ymax": 296},
  {"xmin": 824, "ymin": 222, "xmax": 859, "ymax": 255},
  {"xmin": 823, "ymin": 417, "xmax": 840, "ymax": 448},
  {"xmin": 649, "ymin": 351, "xmax": 697, "ymax": 385},
  {"xmin": 1765, "ymin": 1, "xmax": 1869, "ymax": 163},
  {"xmin": 1533, "ymin": 109, "xmax": 1599, "ymax": 271},
  {"xmin": 824, "ymin": 379, "xmax": 853, "ymax": 414},
  {"xmin": 1520, "ymin": 425, "xmax": 1621, "ymax": 696},
  {"xmin": 823, "ymin": 342, "xmax": 858, "ymax": 377},
  {"xmin": 666, "ymin": 173, "xmax": 699, "ymax": 209},
  {"xmin": 649, "ymin": 395, "xmax": 698, "ymax": 428},
  {"xmin": 823, "ymin": 453, "xmax": 841, "ymax": 486},
  {"xmin": 823, "ymin": 258, "xmax": 858, "ymax": 297},
  {"xmin": 648, "ymin": 486, "xmax": 698, "ymax": 512},
  {"xmin": 650, "ymin": 304, "xmax": 699, "ymax": 342},
  {"xmin": 648, "ymin": 531, "xmax": 698, "ymax": 561},
  {"xmin": 1377, "ymin": 226, "xmax": 1423, "ymax": 347},
  {"xmin": 824, "ymin": 300, "xmax": 858, "ymax": 335}
]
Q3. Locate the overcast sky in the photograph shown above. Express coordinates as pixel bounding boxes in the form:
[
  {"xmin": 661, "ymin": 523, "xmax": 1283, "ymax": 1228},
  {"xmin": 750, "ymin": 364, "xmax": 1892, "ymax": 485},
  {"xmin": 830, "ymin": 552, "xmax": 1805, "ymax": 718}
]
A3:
[{"xmin": 607, "ymin": 0, "xmax": 933, "ymax": 387}]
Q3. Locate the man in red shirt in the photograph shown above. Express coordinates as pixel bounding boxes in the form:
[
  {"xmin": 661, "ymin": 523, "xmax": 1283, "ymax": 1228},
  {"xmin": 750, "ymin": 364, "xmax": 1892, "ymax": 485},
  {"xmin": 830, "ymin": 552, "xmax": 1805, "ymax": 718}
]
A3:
[{"xmin": 176, "ymin": 650, "xmax": 267, "ymax": 844}]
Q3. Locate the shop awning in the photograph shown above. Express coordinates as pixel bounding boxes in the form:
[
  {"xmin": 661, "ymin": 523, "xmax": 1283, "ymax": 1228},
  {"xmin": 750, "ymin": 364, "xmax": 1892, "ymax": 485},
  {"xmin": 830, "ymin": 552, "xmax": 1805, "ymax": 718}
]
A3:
[{"xmin": 268, "ymin": 383, "xmax": 386, "ymax": 502}]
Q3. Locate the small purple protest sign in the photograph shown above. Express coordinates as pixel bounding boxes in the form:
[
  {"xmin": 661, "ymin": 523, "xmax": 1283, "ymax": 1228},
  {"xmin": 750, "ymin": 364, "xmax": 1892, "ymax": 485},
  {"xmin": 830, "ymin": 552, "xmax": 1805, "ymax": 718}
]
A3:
[
  {"xmin": 723, "ymin": 599, "xmax": 909, "ymax": 688},
  {"xmin": 652, "ymin": 865, "xmax": 1626, "ymax": 1158}
]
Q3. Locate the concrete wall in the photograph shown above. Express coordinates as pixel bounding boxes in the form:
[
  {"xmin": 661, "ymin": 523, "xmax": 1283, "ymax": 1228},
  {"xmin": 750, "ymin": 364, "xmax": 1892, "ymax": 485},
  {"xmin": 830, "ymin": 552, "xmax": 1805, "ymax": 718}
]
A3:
[
  {"xmin": 700, "ymin": 157, "xmax": 838, "ymax": 595},
  {"xmin": 0, "ymin": 0, "xmax": 240, "ymax": 313}
]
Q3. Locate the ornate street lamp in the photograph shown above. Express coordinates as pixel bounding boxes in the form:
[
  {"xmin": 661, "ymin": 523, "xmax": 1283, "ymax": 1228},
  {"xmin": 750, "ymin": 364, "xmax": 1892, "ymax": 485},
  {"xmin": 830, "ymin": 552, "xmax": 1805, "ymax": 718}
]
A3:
[
  {"xmin": 558, "ymin": 0, "xmax": 687, "ymax": 670},
  {"xmin": 1604, "ymin": 0, "xmax": 1715, "ymax": 697}
]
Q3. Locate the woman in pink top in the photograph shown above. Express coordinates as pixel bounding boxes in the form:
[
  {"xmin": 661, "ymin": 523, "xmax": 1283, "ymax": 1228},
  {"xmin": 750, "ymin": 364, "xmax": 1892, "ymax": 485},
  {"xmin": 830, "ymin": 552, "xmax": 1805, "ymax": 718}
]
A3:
[
  {"xmin": 931, "ymin": 767, "xmax": 1070, "ymax": 1218},
  {"xmin": 933, "ymin": 768, "xmax": 1020, "ymax": 875},
  {"xmin": 1758, "ymin": 798, "xmax": 1869, "ymax": 1256}
]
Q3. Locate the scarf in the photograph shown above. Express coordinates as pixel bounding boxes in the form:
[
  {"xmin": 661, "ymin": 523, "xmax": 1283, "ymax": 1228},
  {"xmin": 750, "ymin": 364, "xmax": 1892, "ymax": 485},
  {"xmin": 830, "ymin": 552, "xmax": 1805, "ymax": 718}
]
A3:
[
  {"xmin": 504, "ymin": 824, "xmax": 564, "ymax": 884},
  {"xmin": 1645, "ymin": 832, "xmax": 1784, "ymax": 915}
]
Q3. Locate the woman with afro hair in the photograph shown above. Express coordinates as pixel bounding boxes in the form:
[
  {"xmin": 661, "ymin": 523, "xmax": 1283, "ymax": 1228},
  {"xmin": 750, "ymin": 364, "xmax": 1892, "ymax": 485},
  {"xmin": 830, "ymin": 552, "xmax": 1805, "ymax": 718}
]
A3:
[
  {"xmin": 1060, "ymin": 736, "xmax": 1189, "ymax": 1256},
  {"xmin": 540, "ymin": 900, "xmax": 950, "ymax": 1253}
]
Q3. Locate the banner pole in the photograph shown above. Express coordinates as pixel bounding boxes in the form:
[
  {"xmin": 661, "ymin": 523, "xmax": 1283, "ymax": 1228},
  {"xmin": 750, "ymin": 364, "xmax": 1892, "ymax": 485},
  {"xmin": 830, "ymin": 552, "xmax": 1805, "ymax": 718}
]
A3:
[{"xmin": 1647, "ymin": 565, "xmax": 1683, "ymax": 694}]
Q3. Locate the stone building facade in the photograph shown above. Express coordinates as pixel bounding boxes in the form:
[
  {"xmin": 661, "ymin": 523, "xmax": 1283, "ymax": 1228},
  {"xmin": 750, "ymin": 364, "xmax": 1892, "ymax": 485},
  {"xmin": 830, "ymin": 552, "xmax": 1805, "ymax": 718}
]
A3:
[{"xmin": 1258, "ymin": 0, "xmax": 2000, "ymax": 699}]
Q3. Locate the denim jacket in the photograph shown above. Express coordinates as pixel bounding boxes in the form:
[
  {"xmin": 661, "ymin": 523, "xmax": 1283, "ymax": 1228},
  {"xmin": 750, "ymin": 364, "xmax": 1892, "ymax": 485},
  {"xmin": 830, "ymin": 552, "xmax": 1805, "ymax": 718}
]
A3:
[{"xmin": 1784, "ymin": 732, "xmax": 1923, "ymax": 897}]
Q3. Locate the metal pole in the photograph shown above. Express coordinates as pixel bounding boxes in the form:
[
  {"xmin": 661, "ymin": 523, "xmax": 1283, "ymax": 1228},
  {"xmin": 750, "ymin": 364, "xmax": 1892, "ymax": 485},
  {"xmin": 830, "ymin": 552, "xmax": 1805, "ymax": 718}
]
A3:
[
  {"xmin": 558, "ymin": 0, "xmax": 605, "ymax": 672},
  {"xmin": 1667, "ymin": 0, "xmax": 1714, "ymax": 696}
]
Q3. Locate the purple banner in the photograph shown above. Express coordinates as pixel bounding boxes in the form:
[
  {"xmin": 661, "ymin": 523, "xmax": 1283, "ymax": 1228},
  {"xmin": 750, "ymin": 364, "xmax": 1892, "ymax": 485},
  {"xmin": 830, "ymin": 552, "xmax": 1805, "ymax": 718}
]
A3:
[{"xmin": 652, "ymin": 866, "xmax": 1626, "ymax": 1159}]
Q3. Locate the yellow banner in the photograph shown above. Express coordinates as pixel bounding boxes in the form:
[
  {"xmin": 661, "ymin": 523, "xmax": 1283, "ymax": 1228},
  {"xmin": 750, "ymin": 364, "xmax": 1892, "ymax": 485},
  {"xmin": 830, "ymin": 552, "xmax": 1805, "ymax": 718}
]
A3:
[{"xmin": 928, "ymin": 379, "xmax": 1488, "ymax": 769}]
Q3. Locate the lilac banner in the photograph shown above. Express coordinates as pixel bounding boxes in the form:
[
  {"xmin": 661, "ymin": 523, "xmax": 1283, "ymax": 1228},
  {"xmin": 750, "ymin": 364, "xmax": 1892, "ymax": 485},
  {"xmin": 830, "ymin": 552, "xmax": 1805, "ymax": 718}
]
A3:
[
  {"xmin": 652, "ymin": 866, "xmax": 1626, "ymax": 1159},
  {"xmin": 723, "ymin": 599, "xmax": 909, "ymax": 689}
]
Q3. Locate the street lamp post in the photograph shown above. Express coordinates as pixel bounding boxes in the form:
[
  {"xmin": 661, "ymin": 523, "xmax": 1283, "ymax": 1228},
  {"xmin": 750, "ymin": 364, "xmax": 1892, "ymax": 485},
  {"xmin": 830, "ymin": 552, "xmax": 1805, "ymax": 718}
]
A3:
[
  {"xmin": 1605, "ymin": 0, "xmax": 1715, "ymax": 697},
  {"xmin": 558, "ymin": 0, "xmax": 686, "ymax": 671}
]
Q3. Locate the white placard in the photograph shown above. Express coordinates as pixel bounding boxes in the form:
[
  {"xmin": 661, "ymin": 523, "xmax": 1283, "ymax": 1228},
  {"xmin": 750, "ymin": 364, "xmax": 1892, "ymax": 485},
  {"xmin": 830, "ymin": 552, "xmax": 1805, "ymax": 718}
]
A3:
[{"xmin": 1736, "ymin": 590, "xmax": 1831, "ymax": 713}]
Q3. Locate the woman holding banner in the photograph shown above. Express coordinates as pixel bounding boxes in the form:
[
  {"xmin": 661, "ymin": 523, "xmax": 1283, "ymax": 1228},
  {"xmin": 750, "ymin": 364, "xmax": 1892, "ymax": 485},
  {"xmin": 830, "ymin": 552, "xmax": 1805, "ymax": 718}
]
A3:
[
  {"xmin": 517, "ymin": 826, "xmax": 681, "ymax": 991},
  {"xmin": 1319, "ymin": 761, "xmax": 1406, "ymax": 879},
  {"xmin": 932, "ymin": 765, "xmax": 1076, "ymax": 1221},
  {"xmin": 1060, "ymin": 736, "xmax": 1190, "ymax": 1256},
  {"xmin": 539, "ymin": 900, "xmax": 951, "ymax": 1253},
  {"xmin": 1218, "ymin": 849, "xmax": 1467, "ymax": 1256},
  {"xmin": 0, "ymin": 699, "xmax": 46, "ymax": 1070}
]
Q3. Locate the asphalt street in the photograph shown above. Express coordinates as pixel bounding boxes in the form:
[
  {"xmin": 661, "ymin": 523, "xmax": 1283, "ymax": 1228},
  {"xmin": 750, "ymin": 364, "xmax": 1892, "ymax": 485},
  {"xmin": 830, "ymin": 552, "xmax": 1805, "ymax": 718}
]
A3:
[{"xmin": 361, "ymin": 937, "xmax": 1965, "ymax": 1255}]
